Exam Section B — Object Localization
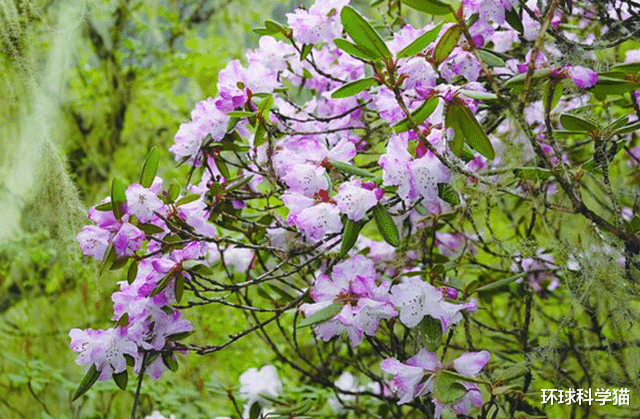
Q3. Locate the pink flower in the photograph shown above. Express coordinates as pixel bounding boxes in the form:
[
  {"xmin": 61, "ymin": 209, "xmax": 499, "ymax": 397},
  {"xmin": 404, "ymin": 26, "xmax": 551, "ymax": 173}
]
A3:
[
  {"xmin": 125, "ymin": 184, "xmax": 165, "ymax": 224},
  {"xmin": 77, "ymin": 225, "xmax": 112, "ymax": 260},
  {"xmin": 568, "ymin": 65, "xmax": 598, "ymax": 88},
  {"xmin": 69, "ymin": 327, "xmax": 138, "ymax": 380},
  {"xmin": 334, "ymin": 180, "xmax": 379, "ymax": 221},
  {"xmin": 112, "ymin": 222, "xmax": 145, "ymax": 257}
]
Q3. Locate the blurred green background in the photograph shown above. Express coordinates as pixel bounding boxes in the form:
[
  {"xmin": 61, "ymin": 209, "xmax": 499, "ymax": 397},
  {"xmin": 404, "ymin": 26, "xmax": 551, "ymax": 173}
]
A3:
[{"xmin": 0, "ymin": 0, "xmax": 308, "ymax": 417}]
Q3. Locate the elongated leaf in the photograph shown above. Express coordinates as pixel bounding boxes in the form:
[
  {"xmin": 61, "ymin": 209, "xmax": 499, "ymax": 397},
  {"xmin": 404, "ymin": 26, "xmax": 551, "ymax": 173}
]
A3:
[
  {"xmin": 401, "ymin": 0, "xmax": 452, "ymax": 15},
  {"xmin": 111, "ymin": 178, "xmax": 127, "ymax": 220},
  {"xmin": 397, "ymin": 23, "xmax": 443, "ymax": 58},
  {"xmin": 175, "ymin": 276, "xmax": 185, "ymax": 303},
  {"xmin": 433, "ymin": 24, "xmax": 462, "ymax": 64},
  {"xmin": 616, "ymin": 120, "xmax": 640, "ymax": 135},
  {"xmin": 437, "ymin": 183, "xmax": 460, "ymax": 206},
  {"xmin": 330, "ymin": 160, "xmax": 376, "ymax": 178},
  {"xmin": 340, "ymin": 6, "xmax": 391, "ymax": 59},
  {"xmin": 257, "ymin": 94, "xmax": 274, "ymax": 116},
  {"xmin": 591, "ymin": 76, "xmax": 640, "ymax": 97},
  {"xmin": 560, "ymin": 114, "xmax": 598, "ymax": 132},
  {"xmin": 227, "ymin": 110, "xmax": 254, "ymax": 118},
  {"xmin": 445, "ymin": 104, "xmax": 465, "ymax": 157},
  {"xmin": 254, "ymin": 122, "xmax": 267, "ymax": 146},
  {"xmin": 433, "ymin": 372, "xmax": 468, "ymax": 404},
  {"xmin": 298, "ymin": 303, "xmax": 344, "ymax": 328},
  {"xmin": 420, "ymin": 315, "xmax": 442, "ymax": 351},
  {"xmin": 504, "ymin": 68, "xmax": 552, "ymax": 91},
  {"xmin": 477, "ymin": 49, "xmax": 506, "ymax": 67},
  {"xmin": 175, "ymin": 194, "xmax": 200, "ymax": 207},
  {"xmin": 474, "ymin": 273, "xmax": 525, "ymax": 293},
  {"xmin": 340, "ymin": 219, "xmax": 366, "ymax": 257},
  {"xmin": 334, "ymin": 38, "xmax": 379, "ymax": 60},
  {"xmin": 167, "ymin": 183, "xmax": 180, "ymax": 202},
  {"xmin": 373, "ymin": 204, "xmax": 400, "ymax": 247},
  {"xmin": 249, "ymin": 402, "xmax": 262, "ymax": 419},
  {"xmin": 139, "ymin": 147, "xmax": 159, "ymax": 188},
  {"xmin": 605, "ymin": 115, "xmax": 629, "ymax": 133},
  {"xmin": 459, "ymin": 89, "xmax": 498, "ymax": 102},
  {"xmin": 72, "ymin": 364, "xmax": 100, "ymax": 401},
  {"xmin": 127, "ymin": 260, "xmax": 138, "ymax": 284},
  {"xmin": 513, "ymin": 167, "xmax": 552, "ymax": 180},
  {"xmin": 331, "ymin": 77, "xmax": 376, "ymax": 99},
  {"xmin": 300, "ymin": 44, "xmax": 313, "ymax": 61},
  {"xmin": 542, "ymin": 79, "xmax": 563, "ymax": 111},
  {"xmin": 455, "ymin": 104, "xmax": 495, "ymax": 160},
  {"xmin": 264, "ymin": 20, "xmax": 285, "ymax": 34},
  {"xmin": 504, "ymin": 6, "xmax": 523, "ymax": 33},
  {"xmin": 138, "ymin": 222, "xmax": 165, "ymax": 235},
  {"xmin": 253, "ymin": 27, "xmax": 278, "ymax": 36},
  {"xmin": 214, "ymin": 155, "xmax": 231, "ymax": 179},
  {"xmin": 113, "ymin": 370, "xmax": 128, "ymax": 390},
  {"xmin": 393, "ymin": 96, "xmax": 439, "ymax": 132},
  {"xmin": 162, "ymin": 352, "xmax": 179, "ymax": 372},
  {"xmin": 610, "ymin": 62, "xmax": 640, "ymax": 74},
  {"xmin": 94, "ymin": 202, "xmax": 112, "ymax": 211}
]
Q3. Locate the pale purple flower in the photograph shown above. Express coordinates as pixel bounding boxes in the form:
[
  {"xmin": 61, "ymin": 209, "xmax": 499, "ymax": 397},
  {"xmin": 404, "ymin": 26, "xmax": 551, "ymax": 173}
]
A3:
[
  {"xmin": 380, "ymin": 349, "xmax": 441, "ymax": 404},
  {"xmin": 334, "ymin": 180, "xmax": 379, "ymax": 221},
  {"xmin": 69, "ymin": 327, "xmax": 138, "ymax": 380},
  {"xmin": 568, "ymin": 65, "xmax": 598, "ymax": 88},
  {"xmin": 125, "ymin": 183, "xmax": 165, "ymax": 224},
  {"xmin": 112, "ymin": 222, "xmax": 145, "ymax": 257},
  {"xmin": 77, "ymin": 225, "xmax": 111, "ymax": 260}
]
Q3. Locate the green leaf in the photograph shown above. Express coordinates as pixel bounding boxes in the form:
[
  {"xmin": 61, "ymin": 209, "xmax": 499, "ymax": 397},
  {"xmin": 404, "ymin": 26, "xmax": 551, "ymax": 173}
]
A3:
[
  {"xmin": 267, "ymin": 283, "xmax": 296, "ymax": 302},
  {"xmin": 559, "ymin": 114, "xmax": 598, "ymax": 132},
  {"xmin": 139, "ymin": 147, "xmax": 159, "ymax": 188},
  {"xmin": 504, "ymin": 68, "xmax": 552, "ymax": 91},
  {"xmin": 111, "ymin": 178, "xmax": 127, "ymax": 220},
  {"xmin": 433, "ymin": 24, "xmax": 462, "ymax": 64},
  {"xmin": 629, "ymin": 215, "xmax": 640, "ymax": 233},
  {"xmin": 167, "ymin": 183, "xmax": 180, "ymax": 202},
  {"xmin": 420, "ymin": 315, "xmax": 443, "ymax": 351},
  {"xmin": 504, "ymin": 6, "xmax": 523, "ymax": 33},
  {"xmin": 453, "ymin": 104, "xmax": 495, "ymax": 160},
  {"xmin": 138, "ymin": 222, "xmax": 165, "ymax": 235},
  {"xmin": 605, "ymin": 115, "xmax": 629, "ymax": 133},
  {"xmin": 257, "ymin": 94, "xmax": 274, "ymax": 116},
  {"xmin": 249, "ymin": 402, "xmax": 262, "ymax": 419},
  {"xmin": 227, "ymin": 110, "xmax": 254, "ymax": 118},
  {"xmin": 610, "ymin": 62, "xmax": 640, "ymax": 74},
  {"xmin": 340, "ymin": 219, "xmax": 366, "ymax": 257},
  {"xmin": 300, "ymin": 44, "xmax": 313, "ymax": 61},
  {"xmin": 542, "ymin": 79, "xmax": 563, "ymax": 111},
  {"xmin": 175, "ymin": 194, "xmax": 201, "ymax": 206},
  {"xmin": 167, "ymin": 330, "xmax": 194, "ymax": 341},
  {"xmin": 330, "ymin": 160, "xmax": 376, "ymax": 178},
  {"xmin": 373, "ymin": 204, "xmax": 400, "ymax": 247},
  {"xmin": 615, "ymin": 120, "xmax": 640, "ymax": 135},
  {"xmin": 396, "ymin": 23, "xmax": 443, "ymax": 58},
  {"xmin": 459, "ymin": 89, "xmax": 499, "ymax": 102},
  {"xmin": 175, "ymin": 276, "xmax": 185, "ymax": 303},
  {"xmin": 264, "ymin": 20, "xmax": 285, "ymax": 34},
  {"xmin": 253, "ymin": 27, "xmax": 277, "ymax": 36},
  {"xmin": 226, "ymin": 175, "xmax": 255, "ymax": 192},
  {"xmin": 254, "ymin": 122, "xmax": 267, "ymax": 146},
  {"xmin": 445, "ymin": 104, "xmax": 465, "ymax": 157},
  {"xmin": 116, "ymin": 313, "xmax": 129, "ymax": 328},
  {"xmin": 474, "ymin": 273, "xmax": 525, "ymax": 293},
  {"xmin": 401, "ymin": 0, "xmax": 452, "ymax": 16},
  {"xmin": 151, "ymin": 274, "xmax": 174, "ymax": 297},
  {"xmin": 298, "ymin": 303, "xmax": 344, "ymax": 328},
  {"xmin": 331, "ymin": 77, "xmax": 376, "ymax": 98},
  {"xmin": 340, "ymin": 6, "xmax": 391, "ymax": 59},
  {"xmin": 477, "ymin": 49, "xmax": 506, "ymax": 67},
  {"xmin": 437, "ymin": 183, "xmax": 460, "ymax": 206},
  {"xmin": 433, "ymin": 372, "xmax": 468, "ymax": 404},
  {"xmin": 591, "ymin": 76, "xmax": 640, "ymax": 97},
  {"xmin": 393, "ymin": 96, "xmax": 439, "ymax": 133},
  {"xmin": 162, "ymin": 352, "xmax": 179, "ymax": 372},
  {"xmin": 334, "ymin": 38, "xmax": 379, "ymax": 61},
  {"xmin": 72, "ymin": 364, "xmax": 100, "ymax": 401},
  {"xmin": 513, "ymin": 167, "xmax": 552, "ymax": 180},
  {"xmin": 214, "ymin": 155, "xmax": 231, "ymax": 179},
  {"xmin": 112, "ymin": 370, "xmax": 128, "ymax": 390},
  {"xmin": 94, "ymin": 202, "xmax": 113, "ymax": 211},
  {"xmin": 127, "ymin": 260, "xmax": 138, "ymax": 284},
  {"xmin": 110, "ymin": 256, "xmax": 129, "ymax": 271}
]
